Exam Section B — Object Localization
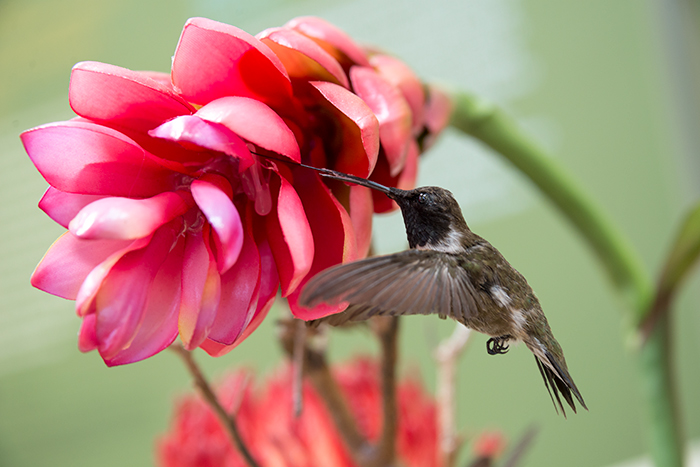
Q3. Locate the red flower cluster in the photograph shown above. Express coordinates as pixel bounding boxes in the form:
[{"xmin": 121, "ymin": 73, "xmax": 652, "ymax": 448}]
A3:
[
  {"xmin": 21, "ymin": 17, "xmax": 451, "ymax": 365},
  {"xmin": 158, "ymin": 358, "xmax": 440, "ymax": 467}
]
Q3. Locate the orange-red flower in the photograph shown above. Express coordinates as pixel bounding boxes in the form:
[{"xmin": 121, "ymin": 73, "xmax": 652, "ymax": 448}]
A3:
[
  {"xmin": 158, "ymin": 358, "xmax": 440, "ymax": 467},
  {"xmin": 22, "ymin": 17, "xmax": 451, "ymax": 365}
]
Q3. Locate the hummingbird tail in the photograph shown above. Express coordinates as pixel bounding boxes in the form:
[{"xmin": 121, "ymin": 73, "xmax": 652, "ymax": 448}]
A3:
[{"xmin": 534, "ymin": 352, "xmax": 587, "ymax": 418}]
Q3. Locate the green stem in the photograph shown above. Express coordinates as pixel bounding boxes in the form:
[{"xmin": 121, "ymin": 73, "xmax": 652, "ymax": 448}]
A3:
[
  {"xmin": 448, "ymin": 90, "xmax": 682, "ymax": 467},
  {"xmin": 641, "ymin": 314, "xmax": 684, "ymax": 467}
]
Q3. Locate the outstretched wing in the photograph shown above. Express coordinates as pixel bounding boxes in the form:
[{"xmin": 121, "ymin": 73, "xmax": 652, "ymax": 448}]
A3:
[{"xmin": 300, "ymin": 249, "xmax": 482, "ymax": 327}]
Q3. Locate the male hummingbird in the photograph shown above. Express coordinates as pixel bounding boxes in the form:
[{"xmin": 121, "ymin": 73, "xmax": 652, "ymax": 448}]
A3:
[{"xmin": 296, "ymin": 166, "xmax": 587, "ymax": 417}]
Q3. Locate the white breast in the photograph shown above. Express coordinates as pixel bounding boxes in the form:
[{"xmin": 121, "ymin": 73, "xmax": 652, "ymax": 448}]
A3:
[{"xmin": 426, "ymin": 229, "xmax": 464, "ymax": 254}]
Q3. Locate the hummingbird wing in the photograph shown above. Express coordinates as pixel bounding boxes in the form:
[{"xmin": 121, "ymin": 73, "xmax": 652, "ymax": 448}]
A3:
[{"xmin": 300, "ymin": 249, "xmax": 482, "ymax": 327}]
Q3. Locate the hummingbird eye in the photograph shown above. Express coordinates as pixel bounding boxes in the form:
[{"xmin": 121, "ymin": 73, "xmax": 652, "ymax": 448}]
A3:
[{"xmin": 418, "ymin": 192, "xmax": 434, "ymax": 205}]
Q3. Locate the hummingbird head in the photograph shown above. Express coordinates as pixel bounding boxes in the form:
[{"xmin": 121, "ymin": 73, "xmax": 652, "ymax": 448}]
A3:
[
  {"xmin": 275, "ymin": 161, "xmax": 476, "ymax": 253},
  {"xmin": 388, "ymin": 186, "xmax": 471, "ymax": 251}
]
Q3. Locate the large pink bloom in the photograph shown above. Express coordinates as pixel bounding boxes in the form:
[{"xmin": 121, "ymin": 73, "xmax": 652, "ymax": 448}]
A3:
[{"xmin": 22, "ymin": 17, "xmax": 450, "ymax": 365}]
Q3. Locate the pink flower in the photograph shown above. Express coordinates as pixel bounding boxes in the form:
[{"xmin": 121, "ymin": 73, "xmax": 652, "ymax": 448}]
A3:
[
  {"xmin": 157, "ymin": 358, "xmax": 440, "ymax": 467},
  {"xmin": 22, "ymin": 17, "xmax": 450, "ymax": 365},
  {"xmin": 262, "ymin": 17, "xmax": 451, "ymax": 214}
]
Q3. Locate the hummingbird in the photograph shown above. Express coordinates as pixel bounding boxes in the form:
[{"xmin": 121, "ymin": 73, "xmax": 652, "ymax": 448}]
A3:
[{"xmin": 292, "ymin": 165, "xmax": 588, "ymax": 417}]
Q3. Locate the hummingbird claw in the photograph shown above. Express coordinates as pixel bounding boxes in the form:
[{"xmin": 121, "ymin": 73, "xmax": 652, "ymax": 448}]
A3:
[{"xmin": 486, "ymin": 335, "xmax": 511, "ymax": 355}]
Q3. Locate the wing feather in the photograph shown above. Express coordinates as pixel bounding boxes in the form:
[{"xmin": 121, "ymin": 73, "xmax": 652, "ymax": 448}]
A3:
[
  {"xmin": 398, "ymin": 267, "xmax": 435, "ymax": 316},
  {"xmin": 377, "ymin": 266, "xmax": 428, "ymax": 314},
  {"xmin": 307, "ymin": 259, "xmax": 396, "ymax": 302},
  {"xmin": 301, "ymin": 250, "xmax": 479, "ymax": 327}
]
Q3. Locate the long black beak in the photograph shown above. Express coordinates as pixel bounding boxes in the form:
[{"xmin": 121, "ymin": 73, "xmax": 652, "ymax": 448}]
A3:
[
  {"xmin": 253, "ymin": 152, "xmax": 396, "ymax": 196},
  {"xmin": 312, "ymin": 166, "xmax": 394, "ymax": 195}
]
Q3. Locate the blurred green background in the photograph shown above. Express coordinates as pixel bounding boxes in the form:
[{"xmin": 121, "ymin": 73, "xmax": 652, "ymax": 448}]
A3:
[{"xmin": 1, "ymin": 0, "xmax": 699, "ymax": 466}]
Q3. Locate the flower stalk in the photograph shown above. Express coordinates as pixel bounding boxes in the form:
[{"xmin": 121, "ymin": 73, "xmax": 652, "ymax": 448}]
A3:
[
  {"xmin": 640, "ymin": 315, "xmax": 684, "ymax": 467},
  {"xmin": 292, "ymin": 319, "xmax": 307, "ymax": 418},
  {"xmin": 278, "ymin": 320, "xmax": 372, "ymax": 464},
  {"xmin": 448, "ymin": 90, "xmax": 681, "ymax": 467},
  {"xmin": 371, "ymin": 317, "xmax": 400, "ymax": 467},
  {"xmin": 170, "ymin": 344, "xmax": 261, "ymax": 467},
  {"xmin": 434, "ymin": 323, "xmax": 472, "ymax": 467}
]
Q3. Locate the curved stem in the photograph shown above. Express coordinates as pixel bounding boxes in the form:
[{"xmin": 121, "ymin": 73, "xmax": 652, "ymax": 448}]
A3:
[
  {"xmin": 170, "ymin": 344, "xmax": 261, "ymax": 467},
  {"xmin": 448, "ymin": 90, "xmax": 682, "ymax": 467}
]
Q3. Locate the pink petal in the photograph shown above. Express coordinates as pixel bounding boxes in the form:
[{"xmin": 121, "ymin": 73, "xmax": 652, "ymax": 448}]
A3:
[
  {"xmin": 31, "ymin": 232, "xmax": 133, "ymax": 300},
  {"xmin": 239, "ymin": 161, "xmax": 272, "ymax": 216},
  {"xmin": 422, "ymin": 84, "xmax": 453, "ymax": 150},
  {"xmin": 124, "ymin": 135, "xmax": 209, "ymax": 171},
  {"xmin": 258, "ymin": 28, "xmax": 349, "ymax": 88},
  {"xmin": 397, "ymin": 140, "xmax": 420, "ymax": 191},
  {"xmin": 69, "ymin": 63, "xmax": 199, "ymax": 169},
  {"xmin": 178, "ymin": 227, "xmax": 222, "ymax": 350},
  {"xmin": 350, "ymin": 67, "xmax": 412, "ymax": 177},
  {"xmin": 266, "ymin": 174, "xmax": 314, "ymax": 296},
  {"xmin": 21, "ymin": 120, "xmax": 177, "ymax": 197},
  {"xmin": 75, "ymin": 235, "xmax": 153, "ymax": 316},
  {"xmin": 287, "ymin": 168, "xmax": 357, "ymax": 320},
  {"xmin": 149, "ymin": 115, "xmax": 255, "ymax": 171},
  {"xmin": 207, "ymin": 221, "xmax": 260, "ymax": 345},
  {"xmin": 103, "ymin": 236, "xmax": 184, "ymax": 366},
  {"xmin": 197, "ymin": 339, "xmax": 231, "ymax": 358},
  {"xmin": 94, "ymin": 221, "xmax": 181, "ymax": 361},
  {"xmin": 39, "ymin": 187, "xmax": 105, "ymax": 228},
  {"xmin": 370, "ymin": 54, "xmax": 426, "ymax": 134},
  {"xmin": 69, "ymin": 192, "xmax": 189, "ymax": 240},
  {"xmin": 348, "ymin": 185, "xmax": 373, "ymax": 259},
  {"xmin": 137, "ymin": 71, "xmax": 173, "ymax": 89},
  {"xmin": 196, "ymin": 97, "xmax": 301, "ymax": 162},
  {"xmin": 310, "ymin": 81, "xmax": 379, "ymax": 177},
  {"xmin": 200, "ymin": 240, "xmax": 278, "ymax": 357},
  {"xmin": 370, "ymin": 139, "xmax": 419, "ymax": 213},
  {"xmin": 172, "ymin": 17, "xmax": 292, "ymax": 107},
  {"xmin": 191, "ymin": 177, "xmax": 243, "ymax": 273},
  {"xmin": 69, "ymin": 61, "xmax": 194, "ymax": 132},
  {"xmin": 78, "ymin": 313, "xmax": 98, "ymax": 352},
  {"xmin": 231, "ymin": 239, "xmax": 279, "ymax": 345},
  {"xmin": 285, "ymin": 16, "xmax": 369, "ymax": 67}
]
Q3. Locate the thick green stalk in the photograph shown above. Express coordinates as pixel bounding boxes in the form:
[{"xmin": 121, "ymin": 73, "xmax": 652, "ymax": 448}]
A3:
[
  {"xmin": 641, "ymin": 315, "xmax": 684, "ymax": 467},
  {"xmin": 448, "ymin": 90, "xmax": 682, "ymax": 467}
]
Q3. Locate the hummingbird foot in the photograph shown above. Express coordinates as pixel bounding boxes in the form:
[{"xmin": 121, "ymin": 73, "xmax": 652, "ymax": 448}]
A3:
[{"xmin": 486, "ymin": 335, "xmax": 512, "ymax": 355}]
